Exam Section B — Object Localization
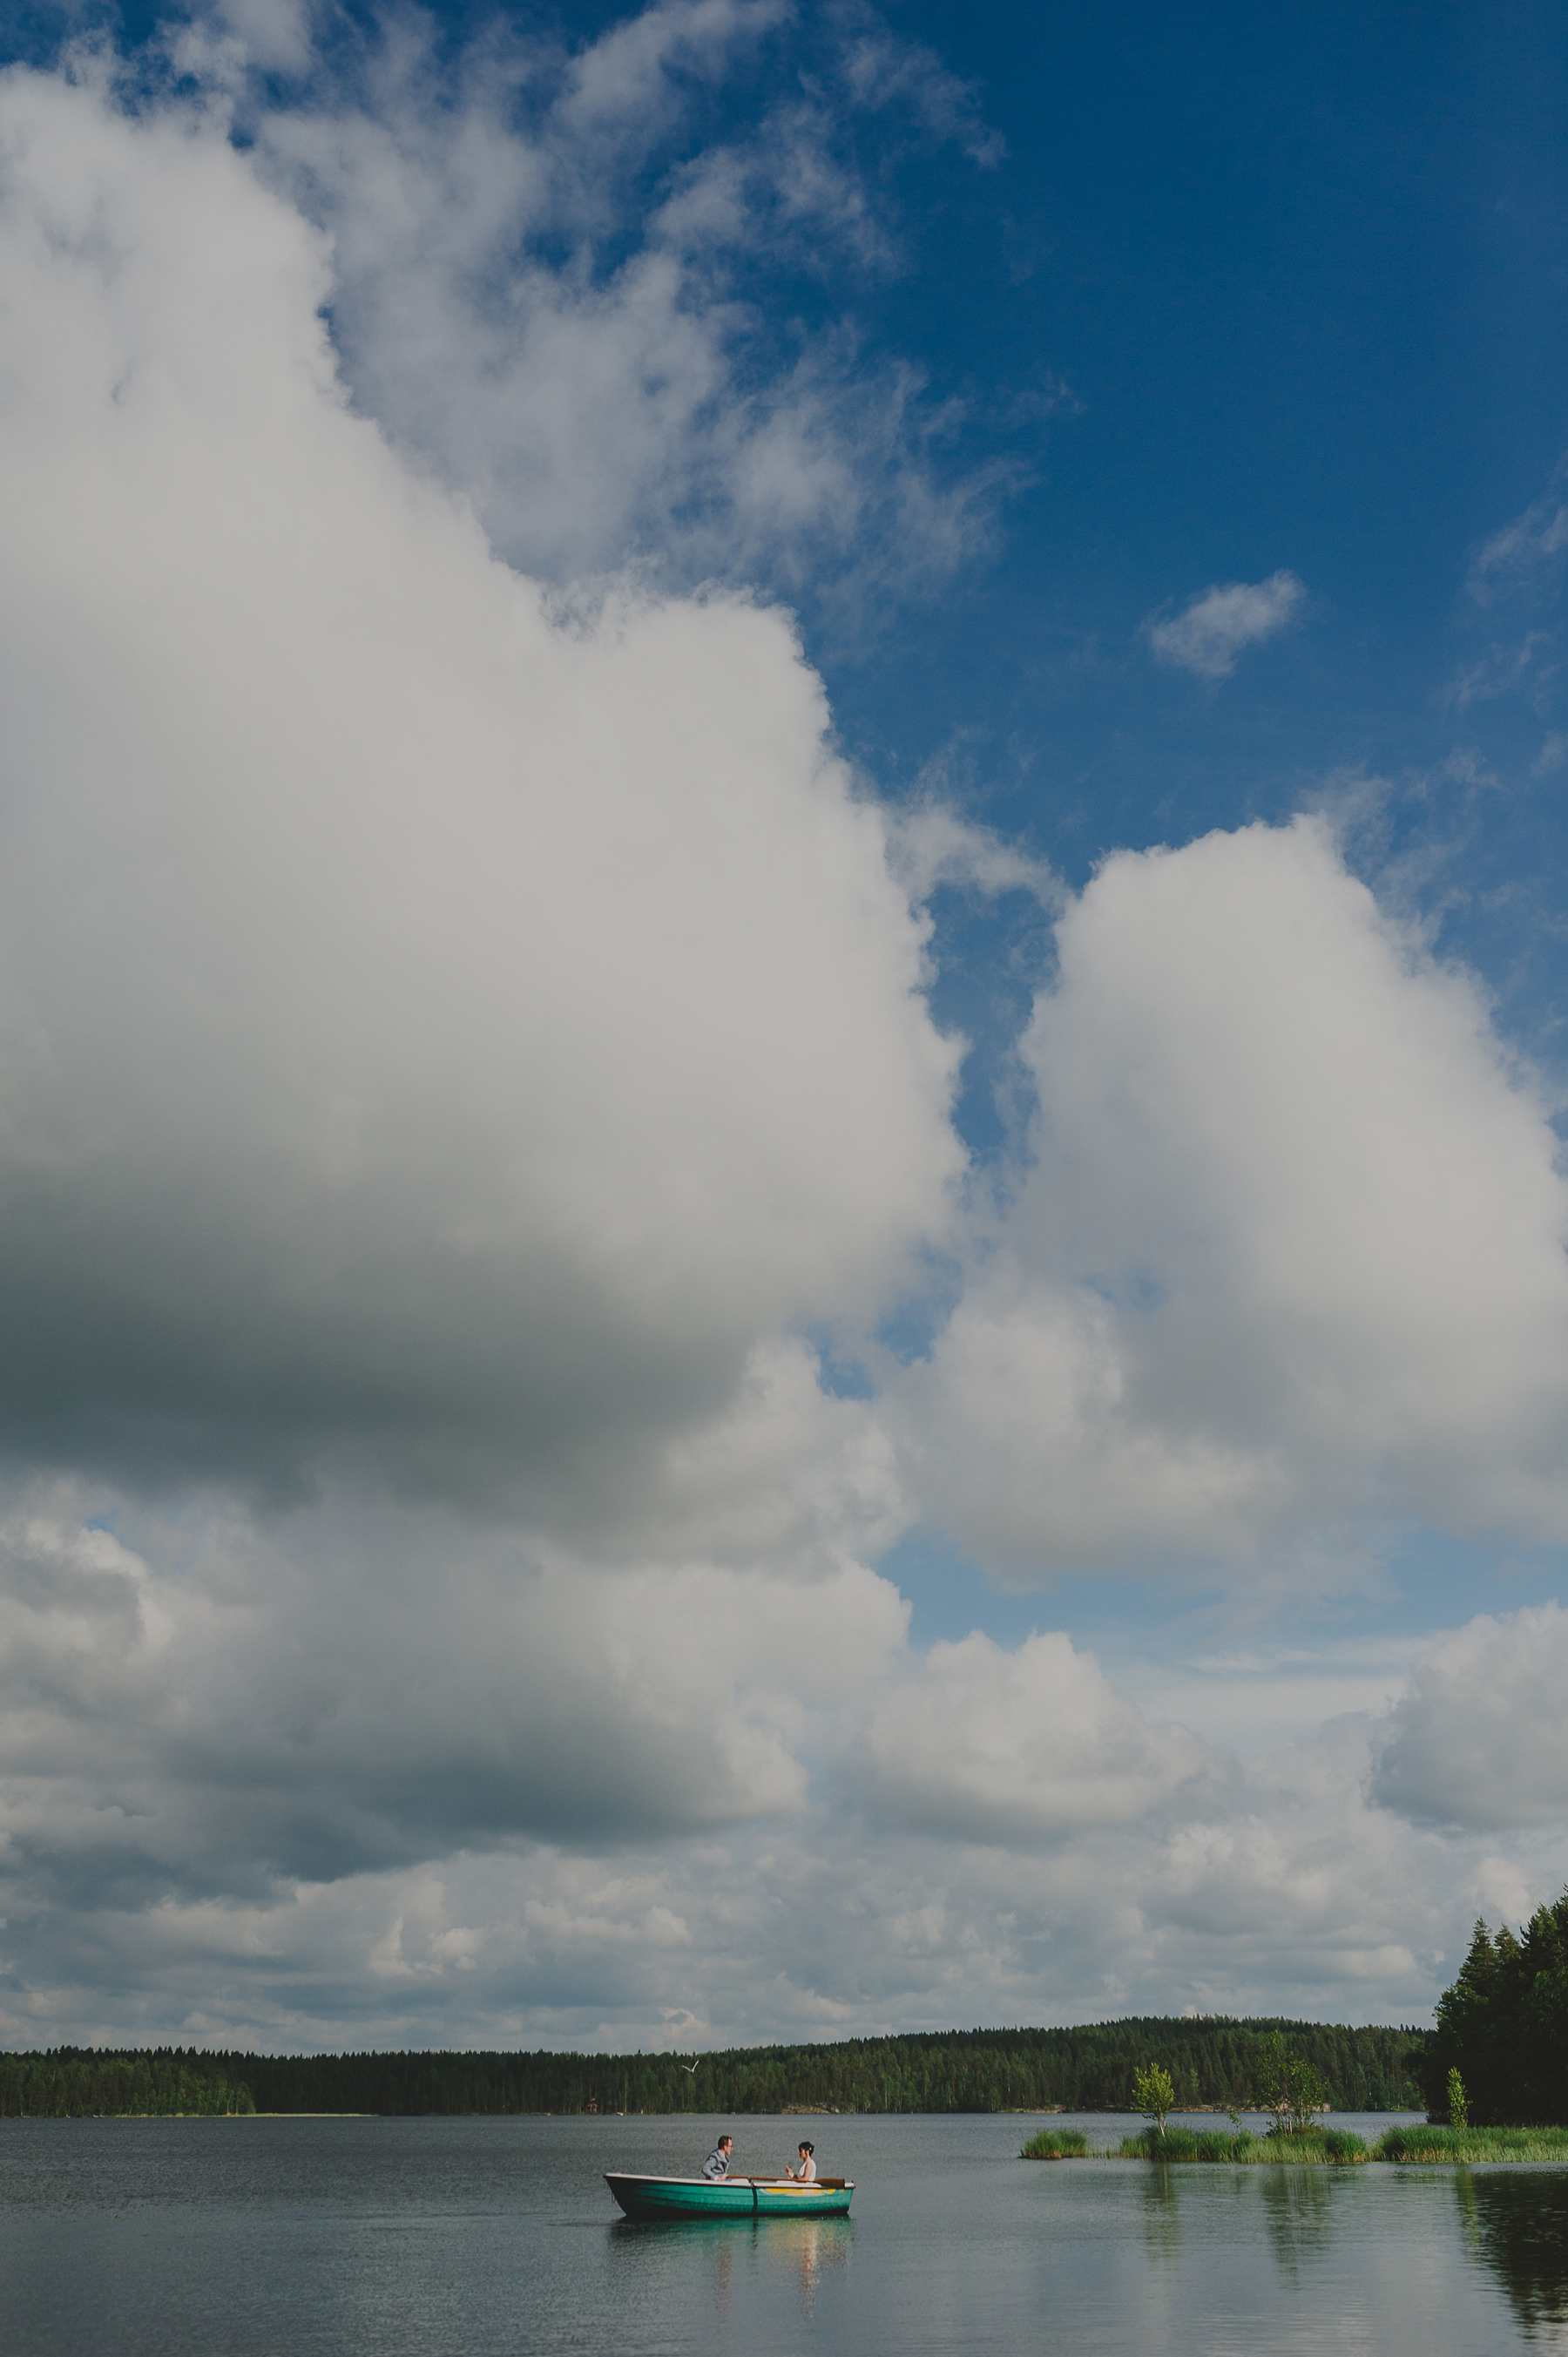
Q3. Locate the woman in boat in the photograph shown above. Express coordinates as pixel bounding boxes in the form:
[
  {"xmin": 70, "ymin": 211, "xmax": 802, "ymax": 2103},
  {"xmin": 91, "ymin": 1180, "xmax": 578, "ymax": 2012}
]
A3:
[{"xmin": 787, "ymin": 2140, "xmax": 816, "ymax": 2182}]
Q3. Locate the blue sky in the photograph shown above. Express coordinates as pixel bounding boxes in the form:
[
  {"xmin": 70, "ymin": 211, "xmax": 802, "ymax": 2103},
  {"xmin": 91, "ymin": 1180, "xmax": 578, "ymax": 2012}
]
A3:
[
  {"xmin": 789, "ymin": 0, "xmax": 1568, "ymax": 1656},
  {"xmin": 0, "ymin": 0, "xmax": 1565, "ymax": 2049},
  {"xmin": 852, "ymin": 0, "xmax": 1568, "ymax": 1662},
  {"xmin": 850, "ymin": 2, "xmax": 1568, "ymax": 1053}
]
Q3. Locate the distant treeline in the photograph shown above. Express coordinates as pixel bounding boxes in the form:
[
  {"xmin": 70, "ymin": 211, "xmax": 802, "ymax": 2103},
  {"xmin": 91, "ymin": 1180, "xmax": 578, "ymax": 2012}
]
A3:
[
  {"xmin": 1422, "ymin": 1890, "xmax": 1568, "ymax": 2126},
  {"xmin": 0, "ymin": 2020, "xmax": 1427, "ymax": 2118},
  {"xmin": 0, "ymin": 2052, "xmax": 255, "ymax": 2117}
]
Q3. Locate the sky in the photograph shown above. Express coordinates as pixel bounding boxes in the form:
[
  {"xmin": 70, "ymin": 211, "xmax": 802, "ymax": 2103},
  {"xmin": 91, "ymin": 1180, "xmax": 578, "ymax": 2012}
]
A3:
[{"xmin": 0, "ymin": 0, "xmax": 1565, "ymax": 2052}]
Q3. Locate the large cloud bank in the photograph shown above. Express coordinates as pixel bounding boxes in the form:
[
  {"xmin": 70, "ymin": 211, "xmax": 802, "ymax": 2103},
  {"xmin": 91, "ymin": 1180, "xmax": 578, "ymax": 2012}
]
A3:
[
  {"xmin": 0, "ymin": 30, "xmax": 1566, "ymax": 2050},
  {"xmin": 0, "ymin": 61, "xmax": 959, "ymax": 1520}
]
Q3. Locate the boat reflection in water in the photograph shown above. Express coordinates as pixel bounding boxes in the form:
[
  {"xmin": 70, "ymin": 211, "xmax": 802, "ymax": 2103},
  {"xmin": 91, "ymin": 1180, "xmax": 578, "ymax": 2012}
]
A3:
[
  {"xmin": 759, "ymin": 2210, "xmax": 852, "ymax": 2314},
  {"xmin": 609, "ymin": 2200, "xmax": 853, "ymax": 2330}
]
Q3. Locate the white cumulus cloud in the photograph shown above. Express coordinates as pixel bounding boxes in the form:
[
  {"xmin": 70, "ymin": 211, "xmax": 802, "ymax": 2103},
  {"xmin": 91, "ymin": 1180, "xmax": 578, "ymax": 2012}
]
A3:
[
  {"xmin": 1372, "ymin": 1603, "xmax": 1568, "ymax": 1831},
  {"xmin": 896, "ymin": 814, "xmax": 1568, "ymax": 1570},
  {"xmin": 861, "ymin": 1629, "xmax": 1233, "ymax": 1847},
  {"xmin": 0, "ymin": 60, "xmax": 962, "ymax": 1518},
  {"xmin": 205, "ymin": 0, "xmax": 1011, "ymax": 613},
  {"xmin": 0, "ymin": 1479, "xmax": 913, "ymax": 1897}
]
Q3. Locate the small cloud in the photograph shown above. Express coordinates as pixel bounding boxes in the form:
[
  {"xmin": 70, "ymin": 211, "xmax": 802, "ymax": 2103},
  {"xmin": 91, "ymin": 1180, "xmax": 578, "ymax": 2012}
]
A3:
[
  {"xmin": 1444, "ymin": 629, "xmax": 1557, "ymax": 713},
  {"xmin": 839, "ymin": 24, "xmax": 1005, "ymax": 168},
  {"xmin": 1469, "ymin": 454, "xmax": 1568, "ymax": 605},
  {"xmin": 209, "ymin": 0, "xmax": 314, "ymax": 75},
  {"xmin": 1145, "ymin": 570, "xmax": 1306, "ymax": 681},
  {"xmin": 1534, "ymin": 730, "xmax": 1568, "ymax": 776},
  {"xmin": 886, "ymin": 801, "xmax": 1058, "ymax": 906},
  {"xmin": 997, "ymin": 369, "xmax": 1084, "ymax": 430}
]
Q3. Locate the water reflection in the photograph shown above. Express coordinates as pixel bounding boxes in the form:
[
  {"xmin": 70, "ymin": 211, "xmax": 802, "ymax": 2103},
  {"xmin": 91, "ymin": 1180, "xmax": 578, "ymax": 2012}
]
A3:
[
  {"xmin": 1132, "ymin": 2158, "xmax": 1343, "ymax": 2291},
  {"xmin": 711, "ymin": 2228, "xmax": 733, "ymax": 2326},
  {"xmin": 1259, "ymin": 2167, "xmax": 1335, "ymax": 2285},
  {"xmin": 609, "ymin": 2212, "xmax": 851, "ymax": 2327},
  {"xmin": 1460, "ymin": 2173, "xmax": 1568, "ymax": 2342},
  {"xmin": 757, "ymin": 2214, "xmax": 852, "ymax": 2317},
  {"xmin": 1139, "ymin": 2167, "xmax": 1182, "ymax": 2266}
]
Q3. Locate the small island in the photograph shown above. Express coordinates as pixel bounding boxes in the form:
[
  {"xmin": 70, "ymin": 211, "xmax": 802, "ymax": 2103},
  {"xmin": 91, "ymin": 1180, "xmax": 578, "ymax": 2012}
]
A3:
[{"xmin": 1024, "ymin": 1890, "xmax": 1568, "ymax": 2166}]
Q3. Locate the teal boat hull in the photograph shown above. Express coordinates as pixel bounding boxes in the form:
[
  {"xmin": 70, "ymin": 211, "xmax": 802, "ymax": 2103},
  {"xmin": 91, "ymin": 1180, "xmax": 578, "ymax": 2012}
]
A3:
[{"xmin": 605, "ymin": 2171, "xmax": 854, "ymax": 2220}]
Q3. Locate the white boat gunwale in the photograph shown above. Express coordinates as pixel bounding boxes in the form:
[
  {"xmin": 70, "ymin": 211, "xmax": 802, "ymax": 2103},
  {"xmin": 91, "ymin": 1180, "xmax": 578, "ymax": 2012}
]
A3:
[{"xmin": 604, "ymin": 2171, "xmax": 851, "ymax": 2188}]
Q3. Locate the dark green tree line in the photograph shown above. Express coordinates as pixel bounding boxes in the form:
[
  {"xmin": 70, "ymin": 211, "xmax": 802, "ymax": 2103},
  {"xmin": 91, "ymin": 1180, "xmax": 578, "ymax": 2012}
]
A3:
[
  {"xmin": 0, "ymin": 2050, "xmax": 254, "ymax": 2117},
  {"xmin": 0, "ymin": 2019, "xmax": 1426, "ymax": 2117},
  {"xmin": 1419, "ymin": 1893, "xmax": 1568, "ymax": 2125}
]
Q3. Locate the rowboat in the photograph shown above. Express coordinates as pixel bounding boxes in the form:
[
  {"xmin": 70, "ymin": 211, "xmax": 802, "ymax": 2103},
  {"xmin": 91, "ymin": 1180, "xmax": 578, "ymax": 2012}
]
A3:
[{"xmin": 605, "ymin": 2171, "xmax": 854, "ymax": 2220}]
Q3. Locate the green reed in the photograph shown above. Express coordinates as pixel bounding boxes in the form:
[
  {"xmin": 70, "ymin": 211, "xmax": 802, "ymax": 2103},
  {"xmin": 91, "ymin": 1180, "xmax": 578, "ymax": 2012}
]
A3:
[
  {"xmin": 1374, "ymin": 2123, "xmax": 1568, "ymax": 2164},
  {"xmin": 1019, "ymin": 2127, "xmax": 1091, "ymax": 2159}
]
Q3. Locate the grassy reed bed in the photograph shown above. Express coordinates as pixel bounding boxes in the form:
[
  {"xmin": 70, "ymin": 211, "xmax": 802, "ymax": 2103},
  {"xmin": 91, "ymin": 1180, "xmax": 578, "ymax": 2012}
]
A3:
[
  {"xmin": 1018, "ymin": 2128, "xmax": 1091, "ymax": 2159},
  {"xmin": 1113, "ymin": 2127, "xmax": 1371, "ymax": 2164},
  {"xmin": 1021, "ymin": 2124, "xmax": 1367, "ymax": 2164},
  {"xmin": 1374, "ymin": 2124, "xmax": 1568, "ymax": 2164},
  {"xmin": 1023, "ymin": 2121, "xmax": 1568, "ymax": 2164}
]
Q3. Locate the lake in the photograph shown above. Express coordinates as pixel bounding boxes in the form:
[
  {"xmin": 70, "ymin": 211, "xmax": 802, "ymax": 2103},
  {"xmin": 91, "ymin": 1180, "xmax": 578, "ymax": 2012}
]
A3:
[{"xmin": 5, "ymin": 2110, "xmax": 1568, "ymax": 2354}]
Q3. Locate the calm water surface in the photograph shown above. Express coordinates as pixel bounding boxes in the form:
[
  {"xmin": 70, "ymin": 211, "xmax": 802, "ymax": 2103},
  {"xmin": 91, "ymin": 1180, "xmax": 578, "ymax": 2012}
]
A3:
[{"xmin": 6, "ymin": 2110, "xmax": 1568, "ymax": 2354}]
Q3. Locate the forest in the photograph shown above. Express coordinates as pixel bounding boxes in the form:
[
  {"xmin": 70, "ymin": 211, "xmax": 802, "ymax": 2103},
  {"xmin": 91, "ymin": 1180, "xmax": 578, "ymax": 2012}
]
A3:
[
  {"xmin": 0, "ymin": 2052, "xmax": 255, "ymax": 2117},
  {"xmin": 0, "ymin": 2018, "xmax": 1425, "ymax": 2117},
  {"xmin": 1419, "ymin": 1889, "xmax": 1568, "ymax": 2125}
]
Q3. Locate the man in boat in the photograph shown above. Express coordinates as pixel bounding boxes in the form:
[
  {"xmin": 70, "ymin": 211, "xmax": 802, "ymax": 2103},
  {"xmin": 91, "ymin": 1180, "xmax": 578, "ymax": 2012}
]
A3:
[{"xmin": 700, "ymin": 2134, "xmax": 735, "ymax": 2179}]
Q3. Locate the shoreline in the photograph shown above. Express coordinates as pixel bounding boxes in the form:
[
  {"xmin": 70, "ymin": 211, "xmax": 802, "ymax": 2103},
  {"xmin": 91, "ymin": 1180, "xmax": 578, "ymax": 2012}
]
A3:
[{"xmin": 1023, "ymin": 2123, "xmax": 1568, "ymax": 2168}]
